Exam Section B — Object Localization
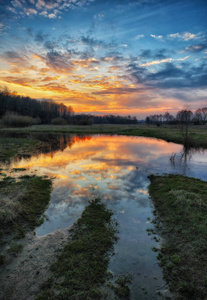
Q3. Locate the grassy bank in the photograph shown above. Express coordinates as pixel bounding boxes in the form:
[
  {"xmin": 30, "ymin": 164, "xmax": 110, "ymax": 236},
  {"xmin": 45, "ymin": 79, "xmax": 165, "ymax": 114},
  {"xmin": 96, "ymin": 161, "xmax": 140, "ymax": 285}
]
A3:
[
  {"xmin": 37, "ymin": 198, "xmax": 123, "ymax": 300},
  {"xmin": 0, "ymin": 175, "xmax": 52, "ymax": 241},
  {"xmin": 1, "ymin": 124, "xmax": 207, "ymax": 148},
  {"xmin": 149, "ymin": 174, "xmax": 207, "ymax": 300},
  {"xmin": 0, "ymin": 137, "xmax": 44, "ymax": 161}
]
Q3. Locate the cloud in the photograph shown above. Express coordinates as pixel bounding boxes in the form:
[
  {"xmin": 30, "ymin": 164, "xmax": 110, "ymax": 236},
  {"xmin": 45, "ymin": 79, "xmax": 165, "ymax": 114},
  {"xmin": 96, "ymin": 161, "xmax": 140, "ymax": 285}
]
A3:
[
  {"xmin": 2, "ymin": 51, "xmax": 27, "ymax": 64},
  {"xmin": 25, "ymin": 8, "xmax": 38, "ymax": 15},
  {"xmin": 35, "ymin": 31, "xmax": 48, "ymax": 43},
  {"xmin": 134, "ymin": 34, "xmax": 144, "ymax": 40},
  {"xmin": 41, "ymin": 76, "xmax": 60, "ymax": 81},
  {"xmin": 80, "ymin": 36, "xmax": 117, "ymax": 50},
  {"xmin": 45, "ymin": 51, "xmax": 74, "ymax": 73},
  {"xmin": 185, "ymin": 43, "xmax": 207, "ymax": 53},
  {"xmin": 129, "ymin": 56, "xmax": 207, "ymax": 89},
  {"xmin": 147, "ymin": 62, "xmax": 184, "ymax": 80},
  {"xmin": 48, "ymin": 13, "xmax": 56, "ymax": 18},
  {"xmin": 140, "ymin": 58, "xmax": 173, "ymax": 67},
  {"xmin": 1, "ymin": 76, "xmax": 38, "ymax": 87},
  {"xmin": 176, "ymin": 56, "xmax": 190, "ymax": 61},
  {"xmin": 150, "ymin": 34, "xmax": 163, "ymax": 40},
  {"xmin": 6, "ymin": 0, "xmax": 95, "ymax": 19},
  {"xmin": 167, "ymin": 32, "xmax": 203, "ymax": 41},
  {"xmin": 26, "ymin": 27, "xmax": 34, "ymax": 37},
  {"xmin": 139, "ymin": 56, "xmax": 189, "ymax": 67},
  {"xmin": 139, "ymin": 48, "xmax": 168, "ymax": 60},
  {"xmin": 0, "ymin": 22, "xmax": 8, "ymax": 34},
  {"xmin": 39, "ymin": 82, "xmax": 71, "ymax": 93},
  {"xmin": 92, "ymin": 86, "xmax": 145, "ymax": 95},
  {"xmin": 94, "ymin": 11, "xmax": 104, "ymax": 20}
]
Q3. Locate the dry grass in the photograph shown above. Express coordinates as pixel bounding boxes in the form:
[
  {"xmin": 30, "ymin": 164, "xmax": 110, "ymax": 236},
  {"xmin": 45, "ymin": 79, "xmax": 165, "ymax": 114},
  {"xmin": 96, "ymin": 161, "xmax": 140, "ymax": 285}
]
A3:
[
  {"xmin": 1, "ymin": 113, "xmax": 40, "ymax": 127},
  {"xmin": 0, "ymin": 176, "xmax": 52, "ymax": 234}
]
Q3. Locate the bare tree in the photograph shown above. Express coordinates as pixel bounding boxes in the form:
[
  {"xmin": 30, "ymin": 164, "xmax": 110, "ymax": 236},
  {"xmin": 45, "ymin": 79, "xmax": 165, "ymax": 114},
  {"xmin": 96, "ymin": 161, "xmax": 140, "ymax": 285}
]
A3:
[
  {"xmin": 176, "ymin": 109, "xmax": 193, "ymax": 145},
  {"xmin": 195, "ymin": 107, "xmax": 207, "ymax": 124}
]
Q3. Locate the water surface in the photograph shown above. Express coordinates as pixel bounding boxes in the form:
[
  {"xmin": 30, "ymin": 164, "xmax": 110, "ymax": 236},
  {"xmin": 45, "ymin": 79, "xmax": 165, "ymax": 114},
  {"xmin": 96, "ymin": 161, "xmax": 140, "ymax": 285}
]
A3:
[{"xmin": 1, "ymin": 134, "xmax": 207, "ymax": 299}]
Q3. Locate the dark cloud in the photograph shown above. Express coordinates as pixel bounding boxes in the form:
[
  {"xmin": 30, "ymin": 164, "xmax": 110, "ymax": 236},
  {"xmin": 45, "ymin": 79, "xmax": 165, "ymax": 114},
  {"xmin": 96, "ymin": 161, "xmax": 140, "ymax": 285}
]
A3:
[
  {"xmin": 45, "ymin": 51, "xmax": 74, "ymax": 73},
  {"xmin": 147, "ymin": 62, "xmax": 184, "ymax": 79},
  {"xmin": 26, "ymin": 27, "xmax": 34, "ymax": 37},
  {"xmin": 139, "ymin": 48, "xmax": 168, "ymax": 59},
  {"xmin": 35, "ymin": 32, "xmax": 48, "ymax": 43},
  {"xmin": 2, "ymin": 51, "xmax": 28, "ymax": 65},
  {"xmin": 185, "ymin": 43, "xmax": 207, "ymax": 52},
  {"xmin": 154, "ymin": 48, "xmax": 168, "ymax": 59},
  {"xmin": 80, "ymin": 36, "xmax": 117, "ymax": 49},
  {"xmin": 150, "ymin": 62, "xmax": 207, "ymax": 88},
  {"xmin": 127, "ymin": 62, "xmax": 146, "ymax": 83},
  {"xmin": 3, "ymin": 51, "xmax": 22, "ymax": 60},
  {"xmin": 139, "ymin": 49, "xmax": 152, "ymax": 59},
  {"xmin": 44, "ymin": 40, "xmax": 58, "ymax": 50},
  {"xmin": 129, "ymin": 59, "xmax": 207, "ymax": 89}
]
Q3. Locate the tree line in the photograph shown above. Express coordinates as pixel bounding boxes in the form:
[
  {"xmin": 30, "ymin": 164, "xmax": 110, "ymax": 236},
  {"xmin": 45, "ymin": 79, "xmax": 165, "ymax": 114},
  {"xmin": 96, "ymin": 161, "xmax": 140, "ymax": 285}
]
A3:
[
  {"xmin": 145, "ymin": 108, "xmax": 207, "ymax": 126},
  {"xmin": 0, "ymin": 90, "xmax": 138, "ymax": 126},
  {"xmin": 0, "ymin": 90, "xmax": 74, "ymax": 124}
]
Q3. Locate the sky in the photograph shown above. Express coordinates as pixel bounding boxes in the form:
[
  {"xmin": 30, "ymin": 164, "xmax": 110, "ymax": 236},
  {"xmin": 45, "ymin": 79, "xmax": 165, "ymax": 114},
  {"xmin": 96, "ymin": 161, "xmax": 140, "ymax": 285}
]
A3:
[{"xmin": 0, "ymin": 0, "xmax": 207, "ymax": 118}]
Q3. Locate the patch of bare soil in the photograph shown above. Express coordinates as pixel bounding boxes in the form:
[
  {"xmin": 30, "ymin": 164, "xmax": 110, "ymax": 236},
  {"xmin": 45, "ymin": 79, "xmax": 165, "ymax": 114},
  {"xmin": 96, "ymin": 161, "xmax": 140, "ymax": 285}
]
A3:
[{"xmin": 0, "ymin": 228, "xmax": 72, "ymax": 300}]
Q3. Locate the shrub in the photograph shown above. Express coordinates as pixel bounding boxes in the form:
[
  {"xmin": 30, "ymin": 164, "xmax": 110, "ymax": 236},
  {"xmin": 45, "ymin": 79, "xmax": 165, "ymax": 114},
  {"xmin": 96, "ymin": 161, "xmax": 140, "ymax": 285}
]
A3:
[
  {"xmin": 77, "ymin": 116, "xmax": 93, "ymax": 125},
  {"xmin": 51, "ymin": 117, "xmax": 67, "ymax": 125},
  {"xmin": 1, "ymin": 113, "xmax": 40, "ymax": 127}
]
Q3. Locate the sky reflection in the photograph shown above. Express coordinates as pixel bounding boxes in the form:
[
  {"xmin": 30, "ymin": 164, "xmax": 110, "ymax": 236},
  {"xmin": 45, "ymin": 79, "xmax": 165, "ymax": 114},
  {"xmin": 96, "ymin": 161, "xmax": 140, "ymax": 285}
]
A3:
[
  {"xmin": 1, "ymin": 134, "xmax": 207, "ymax": 299},
  {"xmin": 2, "ymin": 134, "xmax": 207, "ymax": 234}
]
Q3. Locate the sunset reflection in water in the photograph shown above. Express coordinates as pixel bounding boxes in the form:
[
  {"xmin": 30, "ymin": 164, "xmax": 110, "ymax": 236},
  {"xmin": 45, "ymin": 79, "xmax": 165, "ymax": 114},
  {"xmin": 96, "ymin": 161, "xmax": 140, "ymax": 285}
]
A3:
[
  {"xmin": 4, "ymin": 134, "xmax": 207, "ymax": 236},
  {"xmin": 2, "ymin": 134, "xmax": 207, "ymax": 299}
]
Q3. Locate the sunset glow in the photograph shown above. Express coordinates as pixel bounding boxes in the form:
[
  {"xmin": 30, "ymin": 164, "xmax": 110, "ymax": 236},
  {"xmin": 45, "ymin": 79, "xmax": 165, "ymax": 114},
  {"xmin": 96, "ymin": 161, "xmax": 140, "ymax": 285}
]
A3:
[{"xmin": 0, "ymin": 0, "xmax": 207, "ymax": 117}]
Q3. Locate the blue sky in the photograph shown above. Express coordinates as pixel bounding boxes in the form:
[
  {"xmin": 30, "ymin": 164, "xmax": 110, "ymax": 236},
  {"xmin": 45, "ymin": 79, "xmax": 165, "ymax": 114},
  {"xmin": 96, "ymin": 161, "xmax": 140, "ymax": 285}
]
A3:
[{"xmin": 0, "ymin": 0, "xmax": 207, "ymax": 117}]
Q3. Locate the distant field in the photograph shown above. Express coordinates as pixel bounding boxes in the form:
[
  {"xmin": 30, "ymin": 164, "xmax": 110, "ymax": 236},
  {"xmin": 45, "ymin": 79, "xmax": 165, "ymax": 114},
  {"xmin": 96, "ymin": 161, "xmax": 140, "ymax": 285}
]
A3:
[{"xmin": 1, "ymin": 124, "xmax": 207, "ymax": 148}]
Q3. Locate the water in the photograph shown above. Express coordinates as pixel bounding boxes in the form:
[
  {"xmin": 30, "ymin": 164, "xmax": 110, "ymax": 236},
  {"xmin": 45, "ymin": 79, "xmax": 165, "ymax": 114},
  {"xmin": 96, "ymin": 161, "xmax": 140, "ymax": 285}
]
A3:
[{"xmin": 1, "ymin": 134, "xmax": 207, "ymax": 299}]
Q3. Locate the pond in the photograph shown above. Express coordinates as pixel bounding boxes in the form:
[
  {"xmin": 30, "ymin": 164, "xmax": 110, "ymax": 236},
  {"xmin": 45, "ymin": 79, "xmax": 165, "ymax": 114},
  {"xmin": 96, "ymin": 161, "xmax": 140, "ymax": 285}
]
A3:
[{"xmin": 1, "ymin": 134, "xmax": 207, "ymax": 299}]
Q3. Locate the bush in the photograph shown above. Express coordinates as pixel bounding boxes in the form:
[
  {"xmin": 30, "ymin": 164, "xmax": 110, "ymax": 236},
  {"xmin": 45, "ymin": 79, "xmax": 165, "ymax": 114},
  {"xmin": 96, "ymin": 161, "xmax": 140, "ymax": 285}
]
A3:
[
  {"xmin": 77, "ymin": 117, "xmax": 93, "ymax": 125},
  {"xmin": 1, "ymin": 113, "xmax": 40, "ymax": 127},
  {"xmin": 51, "ymin": 117, "xmax": 67, "ymax": 125}
]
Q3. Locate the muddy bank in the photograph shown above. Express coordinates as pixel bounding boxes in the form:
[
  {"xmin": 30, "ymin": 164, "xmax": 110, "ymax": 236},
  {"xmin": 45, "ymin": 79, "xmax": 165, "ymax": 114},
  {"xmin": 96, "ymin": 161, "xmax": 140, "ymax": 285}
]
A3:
[{"xmin": 0, "ymin": 229, "xmax": 71, "ymax": 300}]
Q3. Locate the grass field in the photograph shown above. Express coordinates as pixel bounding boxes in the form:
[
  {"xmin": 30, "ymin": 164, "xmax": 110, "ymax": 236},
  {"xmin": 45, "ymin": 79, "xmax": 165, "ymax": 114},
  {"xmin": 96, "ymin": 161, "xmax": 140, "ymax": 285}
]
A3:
[
  {"xmin": 149, "ymin": 174, "xmax": 207, "ymax": 300},
  {"xmin": 1, "ymin": 124, "xmax": 207, "ymax": 148}
]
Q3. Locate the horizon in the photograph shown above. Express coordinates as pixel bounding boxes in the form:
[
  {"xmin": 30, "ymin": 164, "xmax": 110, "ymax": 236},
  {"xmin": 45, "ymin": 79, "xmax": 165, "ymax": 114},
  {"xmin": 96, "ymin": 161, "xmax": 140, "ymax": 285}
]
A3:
[{"xmin": 0, "ymin": 0, "xmax": 207, "ymax": 118}]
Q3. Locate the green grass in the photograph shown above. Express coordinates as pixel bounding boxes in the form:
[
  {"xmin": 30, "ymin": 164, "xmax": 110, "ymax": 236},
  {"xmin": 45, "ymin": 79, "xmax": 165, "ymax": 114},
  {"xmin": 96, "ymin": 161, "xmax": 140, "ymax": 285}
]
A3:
[
  {"xmin": 0, "ymin": 137, "xmax": 43, "ymax": 161},
  {"xmin": 37, "ymin": 198, "xmax": 118, "ymax": 300},
  {"xmin": 149, "ymin": 174, "xmax": 207, "ymax": 300},
  {"xmin": 0, "ymin": 175, "xmax": 52, "ymax": 237},
  {"xmin": 1, "ymin": 124, "xmax": 207, "ymax": 148},
  {"xmin": 108, "ymin": 274, "xmax": 132, "ymax": 299},
  {"xmin": 8, "ymin": 243, "xmax": 23, "ymax": 255}
]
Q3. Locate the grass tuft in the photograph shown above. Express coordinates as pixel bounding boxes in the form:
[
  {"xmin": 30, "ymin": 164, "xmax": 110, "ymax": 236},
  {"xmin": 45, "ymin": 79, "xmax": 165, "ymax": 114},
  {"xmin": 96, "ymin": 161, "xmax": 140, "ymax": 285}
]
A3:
[
  {"xmin": 37, "ymin": 198, "xmax": 118, "ymax": 300},
  {"xmin": 0, "ymin": 175, "xmax": 52, "ymax": 236},
  {"xmin": 8, "ymin": 243, "xmax": 23, "ymax": 255}
]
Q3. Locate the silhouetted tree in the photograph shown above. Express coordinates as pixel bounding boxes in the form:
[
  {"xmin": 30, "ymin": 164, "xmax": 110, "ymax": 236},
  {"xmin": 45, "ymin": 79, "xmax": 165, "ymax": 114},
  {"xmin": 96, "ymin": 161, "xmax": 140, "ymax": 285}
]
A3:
[
  {"xmin": 195, "ymin": 107, "xmax": 207, "ymax": 125},
  {"xmin": 176, "ymin": 109, "xmax": 193, "ymax": 145}
]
